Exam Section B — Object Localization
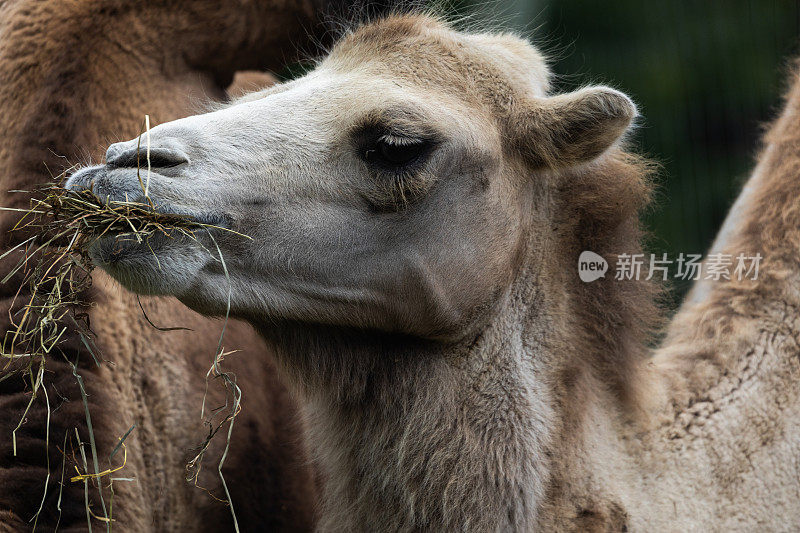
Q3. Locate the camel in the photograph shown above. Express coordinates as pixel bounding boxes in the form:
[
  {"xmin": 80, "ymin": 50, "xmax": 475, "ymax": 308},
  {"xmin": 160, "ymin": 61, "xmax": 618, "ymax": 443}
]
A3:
[
  {"xmin": 64, "ymin": 12, "xmax": 800, "ymax": 531},
  {"xmin": 0, "ymin": 1, "xmax": 360, "ymax": 530}
]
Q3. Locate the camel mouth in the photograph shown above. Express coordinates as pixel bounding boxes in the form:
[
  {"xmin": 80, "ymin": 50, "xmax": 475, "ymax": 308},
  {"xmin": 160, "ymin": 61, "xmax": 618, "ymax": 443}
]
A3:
[
  {"xmin": 87, "ymin": 219, "xmax": 204, "ymax": 269},
  {"xmin": 87, "ymin": 206, "xmax": 232, "ymax": 254},
  {"xmin": 65, "ymin": 165, "xmax": 232, "ymax": 228},
  {"xmin": 161, "ymin": 209, "xmax": 232, "ymax": 229},
  {"xmin": 64, "ymin": 166, "xmax": 233, "ymax": 232},
  {"xmin": 90, "ymin": 231, "xmax": 166, "ymax": 264},
  {"xmin": 82, "ymin": 201, "xmax": 233, "ymax": 266}
]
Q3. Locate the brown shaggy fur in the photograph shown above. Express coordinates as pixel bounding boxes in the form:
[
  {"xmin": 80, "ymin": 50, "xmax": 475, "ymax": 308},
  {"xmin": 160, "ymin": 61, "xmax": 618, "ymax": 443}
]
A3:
[
  {"xmin": 0, "ymin": 1, "xmax": 345, "ymax": 530},
  {"xmin": 641, "ymin": 63, "xmax": 800, "ymax": 529},
  {"xmin": 661, "ymin": 61, "xmax": 800, "ymax": 399}
]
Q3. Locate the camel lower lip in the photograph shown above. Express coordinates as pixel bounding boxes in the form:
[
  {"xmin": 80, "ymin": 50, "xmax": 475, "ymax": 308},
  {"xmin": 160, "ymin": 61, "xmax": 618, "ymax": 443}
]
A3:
[
  {"xmin": 87, "ymin": 210, "xmax": 230, "ymax": 265},
  {"xmin": 186, "ymin": 212, "xmax": 231, "ymax": 228},
  {"xmin": 89, "ymin": 233, "xmax": 162, "ymax": 264},
  {"xmin": 151, "ymin": 208, "xmax": 232, "ymax": 229}
]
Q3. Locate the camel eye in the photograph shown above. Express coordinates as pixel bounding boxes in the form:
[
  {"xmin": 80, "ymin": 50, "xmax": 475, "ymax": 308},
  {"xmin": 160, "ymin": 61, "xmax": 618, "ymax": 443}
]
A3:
[{"xmin": 364, "ymin": 137, "xmax": 430, "ymax": 168}]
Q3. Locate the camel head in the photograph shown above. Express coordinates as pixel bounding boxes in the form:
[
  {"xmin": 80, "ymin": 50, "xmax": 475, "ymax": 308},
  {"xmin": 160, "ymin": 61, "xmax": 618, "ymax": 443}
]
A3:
[{"xmin": 67, "ymin": 15, "xmax": 636, "ymax": 341}]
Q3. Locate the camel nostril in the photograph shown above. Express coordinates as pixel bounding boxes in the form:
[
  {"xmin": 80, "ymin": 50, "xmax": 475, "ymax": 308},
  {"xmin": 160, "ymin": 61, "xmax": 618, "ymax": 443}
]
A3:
[
  {"xmin": 104, "ymin": 142, "xmax": 126, "ymax": 164},
  {"xmin": 105, "ymin": 145, "xmax": 189, "ymax": 170}
]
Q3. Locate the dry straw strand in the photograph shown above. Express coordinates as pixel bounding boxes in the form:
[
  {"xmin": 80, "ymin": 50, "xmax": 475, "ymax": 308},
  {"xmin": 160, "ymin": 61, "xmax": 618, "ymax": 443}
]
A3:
[{"xmin": 1, "ymin": 150, "xmax": 249, "ymax": 527}]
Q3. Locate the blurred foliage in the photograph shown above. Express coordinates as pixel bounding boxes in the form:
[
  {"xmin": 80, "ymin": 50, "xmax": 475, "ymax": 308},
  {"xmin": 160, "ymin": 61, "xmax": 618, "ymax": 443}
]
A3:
[{"xmin": 451, "ymin": 0, "xmax": 800, "ymax": 301}]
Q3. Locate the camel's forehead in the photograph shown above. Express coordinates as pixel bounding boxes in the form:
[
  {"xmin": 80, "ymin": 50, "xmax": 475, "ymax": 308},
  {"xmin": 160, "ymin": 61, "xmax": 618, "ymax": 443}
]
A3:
[{"xmin": 324, "ymin": 15, "xmax": 551, "ymax": 109}]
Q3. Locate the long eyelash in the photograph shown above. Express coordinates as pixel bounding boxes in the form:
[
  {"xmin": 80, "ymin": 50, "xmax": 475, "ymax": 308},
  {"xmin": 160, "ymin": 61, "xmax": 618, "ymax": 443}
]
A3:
[{"xmin": 379, "ymin": 134, "xmax": 425, "ymax": 146}]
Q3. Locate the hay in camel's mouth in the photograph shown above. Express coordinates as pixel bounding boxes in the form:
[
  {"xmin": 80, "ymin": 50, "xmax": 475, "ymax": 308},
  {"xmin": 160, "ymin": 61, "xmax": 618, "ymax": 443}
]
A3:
[
  {"xmin": 0, "ymin": 184, "xmax": 211, "ymax": 361},
  {"xmin": 0, "ymin": 179, "xmax": 249, "ymax": 529},
  {"xmin": 56, "ymin": 186, "xmax": 233, "ymax": 264}
]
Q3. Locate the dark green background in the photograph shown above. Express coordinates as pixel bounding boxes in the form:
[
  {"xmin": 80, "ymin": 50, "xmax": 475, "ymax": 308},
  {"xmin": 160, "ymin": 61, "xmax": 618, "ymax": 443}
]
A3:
[{"xmin": 447, "ymin": 0, "xmax": 800, "ymax": 303}]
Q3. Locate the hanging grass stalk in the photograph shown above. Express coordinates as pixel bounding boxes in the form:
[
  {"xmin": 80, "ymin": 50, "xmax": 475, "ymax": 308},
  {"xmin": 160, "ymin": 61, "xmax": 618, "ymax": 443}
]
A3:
[
  {"xmin": 0, "ymin": 170, "xmax": 250, "ymax": 527},
  {"xmin": 0, "ymin": 183, "xmax": 217, "ymax": 373}
]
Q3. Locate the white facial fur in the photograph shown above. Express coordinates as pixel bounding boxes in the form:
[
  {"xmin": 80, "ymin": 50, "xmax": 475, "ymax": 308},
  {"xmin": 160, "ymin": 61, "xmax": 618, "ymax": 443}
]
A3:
[{"xmin": 67, "ymin": 18, "xmax": 632, "ymax": 342}]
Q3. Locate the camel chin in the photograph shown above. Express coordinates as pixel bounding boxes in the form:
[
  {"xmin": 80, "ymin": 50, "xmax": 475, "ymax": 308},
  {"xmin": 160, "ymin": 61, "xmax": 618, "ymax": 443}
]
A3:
[{"xmin": 89, "ymin": 231, "xmax": 206, "ymax": 297}]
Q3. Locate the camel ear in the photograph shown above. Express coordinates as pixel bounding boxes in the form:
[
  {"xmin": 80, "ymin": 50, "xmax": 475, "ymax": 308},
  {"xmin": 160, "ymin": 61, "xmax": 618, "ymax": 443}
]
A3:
[{"xmin": 513, "ymin": 86, "xmax": 636, "ymax": 169}]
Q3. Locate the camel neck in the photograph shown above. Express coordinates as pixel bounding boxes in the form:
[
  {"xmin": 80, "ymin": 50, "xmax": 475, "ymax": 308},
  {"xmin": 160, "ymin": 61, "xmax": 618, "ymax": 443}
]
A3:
[
  {"xmin": 254, "ymin": 303, "xmax": 556, "ymax": 531},
  {"xmin": 248, "ymin": 217, "xmax": 656, "ymax": 530}
]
